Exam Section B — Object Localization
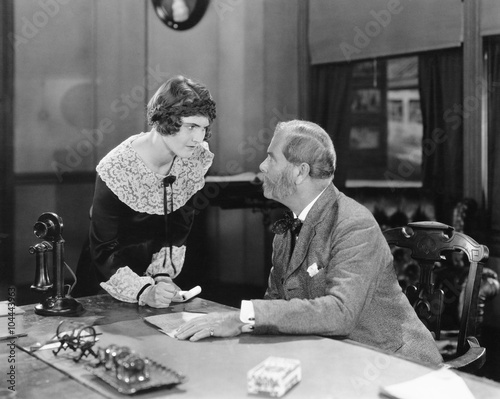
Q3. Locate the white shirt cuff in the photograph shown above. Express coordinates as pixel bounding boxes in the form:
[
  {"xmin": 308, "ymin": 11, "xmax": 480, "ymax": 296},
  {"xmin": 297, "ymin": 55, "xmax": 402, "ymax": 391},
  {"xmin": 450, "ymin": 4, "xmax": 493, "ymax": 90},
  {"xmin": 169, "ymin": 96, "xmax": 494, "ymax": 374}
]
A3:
[{"xmin": 240, "ymin": 300, "xmax": 255, "ymax": 332}]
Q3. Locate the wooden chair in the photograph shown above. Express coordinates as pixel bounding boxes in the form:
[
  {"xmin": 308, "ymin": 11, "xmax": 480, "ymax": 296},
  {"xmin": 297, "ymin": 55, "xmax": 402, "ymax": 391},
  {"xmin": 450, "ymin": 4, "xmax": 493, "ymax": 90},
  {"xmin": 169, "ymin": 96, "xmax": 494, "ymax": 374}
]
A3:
[{"xmin": 383, "ymin": 221, "xmax": 489, "ymax": 373}]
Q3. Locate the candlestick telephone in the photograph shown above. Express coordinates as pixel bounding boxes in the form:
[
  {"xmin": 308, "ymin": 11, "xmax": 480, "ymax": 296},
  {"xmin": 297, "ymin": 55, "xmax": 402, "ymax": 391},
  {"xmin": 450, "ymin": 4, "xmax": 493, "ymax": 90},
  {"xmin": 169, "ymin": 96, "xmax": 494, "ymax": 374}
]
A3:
[{"xmin": 29, "ymin": 212, "xmax": 84, "ymax": 316}]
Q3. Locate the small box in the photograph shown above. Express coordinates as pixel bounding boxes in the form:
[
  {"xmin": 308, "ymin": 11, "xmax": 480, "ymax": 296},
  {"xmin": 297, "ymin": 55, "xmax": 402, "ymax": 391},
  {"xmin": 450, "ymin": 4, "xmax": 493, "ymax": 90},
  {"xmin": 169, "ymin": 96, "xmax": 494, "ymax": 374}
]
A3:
[{"xmin": 247, "ymin": 356, "xmax": 301, "ymax": 397}]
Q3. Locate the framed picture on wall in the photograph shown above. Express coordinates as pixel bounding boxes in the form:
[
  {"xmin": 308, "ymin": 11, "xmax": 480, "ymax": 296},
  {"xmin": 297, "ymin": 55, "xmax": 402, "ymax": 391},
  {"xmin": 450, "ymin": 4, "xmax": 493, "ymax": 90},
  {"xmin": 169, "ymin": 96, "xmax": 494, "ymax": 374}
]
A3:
[{"xmin": 351, "ymin": 89, "xmax": 381, "ymax": 114}]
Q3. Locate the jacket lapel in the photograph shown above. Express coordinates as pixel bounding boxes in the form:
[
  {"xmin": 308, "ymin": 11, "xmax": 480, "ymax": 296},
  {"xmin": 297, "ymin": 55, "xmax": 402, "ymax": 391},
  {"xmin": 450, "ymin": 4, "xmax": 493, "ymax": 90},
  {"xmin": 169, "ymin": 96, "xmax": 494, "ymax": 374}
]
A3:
[{"xmin": 284, "ymin": 183, "xmax": 339, "ymax": 279}]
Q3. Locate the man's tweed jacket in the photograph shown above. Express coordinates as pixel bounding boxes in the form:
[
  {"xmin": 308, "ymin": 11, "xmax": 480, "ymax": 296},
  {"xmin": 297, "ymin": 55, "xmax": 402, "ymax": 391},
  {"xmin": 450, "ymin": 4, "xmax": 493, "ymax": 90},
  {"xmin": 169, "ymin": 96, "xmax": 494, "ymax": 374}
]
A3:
[{"xmin": 252, "ymin": 183, "xmax": 442, "ymax": 366}]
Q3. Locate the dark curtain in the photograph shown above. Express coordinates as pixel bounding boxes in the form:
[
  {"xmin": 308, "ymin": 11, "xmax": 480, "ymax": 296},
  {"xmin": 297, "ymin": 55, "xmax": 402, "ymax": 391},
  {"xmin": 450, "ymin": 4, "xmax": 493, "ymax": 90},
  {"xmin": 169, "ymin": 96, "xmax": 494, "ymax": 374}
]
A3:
[
  {"xmin": 309, "ymin": 63, "xmax": 353, "ymax": 188},
  {"xmin": 487, "ymin": 37, "xmax": 500, "ymax": 241},
  {"xmin": 418, "ymin": 49, "xmax": 464, "ymax": 224}
]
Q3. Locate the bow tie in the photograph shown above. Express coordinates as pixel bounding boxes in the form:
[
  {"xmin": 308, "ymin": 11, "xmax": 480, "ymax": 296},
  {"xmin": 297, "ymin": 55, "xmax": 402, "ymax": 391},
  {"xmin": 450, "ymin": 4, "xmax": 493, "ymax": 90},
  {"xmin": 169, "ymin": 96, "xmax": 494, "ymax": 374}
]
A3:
[{"xmin": 271, "ymin": 211, "xmax": 303, "ymax": 236}]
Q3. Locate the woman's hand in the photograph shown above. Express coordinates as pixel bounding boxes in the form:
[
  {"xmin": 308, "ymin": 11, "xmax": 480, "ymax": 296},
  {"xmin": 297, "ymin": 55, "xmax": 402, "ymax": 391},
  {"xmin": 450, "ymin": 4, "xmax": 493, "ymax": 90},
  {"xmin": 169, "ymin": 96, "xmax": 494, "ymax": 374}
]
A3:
[
  {"xmin": 142, "ymin": 281, "xmax": 177, "ymax": 308},
  {"xmin": 175, "ymin": 311, "xmax": 244, "ymax": 341}
]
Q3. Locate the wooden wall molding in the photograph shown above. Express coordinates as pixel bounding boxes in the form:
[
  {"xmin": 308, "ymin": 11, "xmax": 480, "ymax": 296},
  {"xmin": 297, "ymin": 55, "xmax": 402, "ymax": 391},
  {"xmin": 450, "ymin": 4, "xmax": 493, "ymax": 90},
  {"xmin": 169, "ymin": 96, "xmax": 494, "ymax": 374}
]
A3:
[
  {"xmin": 463, "ymin": 0, "xmax": 487, "ymax": 206},
  {"xmin": 0, "ymin": 0, "xmax": 14, "ymax": 283}
]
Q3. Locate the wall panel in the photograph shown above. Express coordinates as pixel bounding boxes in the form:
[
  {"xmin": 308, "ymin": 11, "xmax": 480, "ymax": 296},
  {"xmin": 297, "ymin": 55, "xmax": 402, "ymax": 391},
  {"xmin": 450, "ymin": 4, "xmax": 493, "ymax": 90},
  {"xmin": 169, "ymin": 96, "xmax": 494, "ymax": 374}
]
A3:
[
  {"xmin": 14, "ymin": 0, "xmax": 95, "ymax": 175},
  {"xmin": 94, "ymin": 0, "xmax": 148, "ymax": 161},
  {"xmin": 13, "ymin": 0, "xmax": 147, "ymax": 178}
]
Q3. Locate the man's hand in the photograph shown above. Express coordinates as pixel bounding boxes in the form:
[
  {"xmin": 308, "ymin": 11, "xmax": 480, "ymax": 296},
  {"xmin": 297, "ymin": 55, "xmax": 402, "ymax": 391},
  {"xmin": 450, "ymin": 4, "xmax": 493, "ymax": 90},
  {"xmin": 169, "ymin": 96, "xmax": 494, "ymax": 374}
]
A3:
[
  {"xmin": 141, "ymin": 281, "xmax": 177, "ymax": 308},
  {"xmin": 175, "ymin": 311, "xmax": 244, "ymax": 341}
]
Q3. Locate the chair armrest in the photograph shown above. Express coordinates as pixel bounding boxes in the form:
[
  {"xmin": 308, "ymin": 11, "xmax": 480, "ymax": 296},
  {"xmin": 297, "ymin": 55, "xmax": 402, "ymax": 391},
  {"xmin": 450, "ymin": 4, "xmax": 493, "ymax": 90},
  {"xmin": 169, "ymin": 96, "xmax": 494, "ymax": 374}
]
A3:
[{"xmin": 444, "ymin": 337, "xmax": 486, "ymax": 373}]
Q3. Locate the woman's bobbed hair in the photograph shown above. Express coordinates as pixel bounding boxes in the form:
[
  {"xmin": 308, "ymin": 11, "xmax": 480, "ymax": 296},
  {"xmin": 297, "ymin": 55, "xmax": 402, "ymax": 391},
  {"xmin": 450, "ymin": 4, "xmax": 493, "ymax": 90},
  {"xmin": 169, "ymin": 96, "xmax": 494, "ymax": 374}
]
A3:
[{"xmin": 147, "ymin": 75, "xmax": 216, "ymax": 140}]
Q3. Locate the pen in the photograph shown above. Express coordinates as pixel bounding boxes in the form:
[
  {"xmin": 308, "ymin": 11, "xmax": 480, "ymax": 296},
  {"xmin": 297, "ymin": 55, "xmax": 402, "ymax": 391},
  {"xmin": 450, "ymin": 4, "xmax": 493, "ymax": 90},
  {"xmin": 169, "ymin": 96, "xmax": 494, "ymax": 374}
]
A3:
[{"xmin": 0, "ymin": 332, "xmax": 27, "ymax": 341}]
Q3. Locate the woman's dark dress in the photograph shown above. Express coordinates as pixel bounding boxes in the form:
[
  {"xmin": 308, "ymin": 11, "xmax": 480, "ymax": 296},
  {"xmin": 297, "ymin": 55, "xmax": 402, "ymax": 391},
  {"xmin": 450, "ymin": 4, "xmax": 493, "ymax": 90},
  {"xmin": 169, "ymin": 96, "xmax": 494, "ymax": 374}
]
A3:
[{"xmin": 73, "ymin": 133, "xmax": 213, "ymax": 298}]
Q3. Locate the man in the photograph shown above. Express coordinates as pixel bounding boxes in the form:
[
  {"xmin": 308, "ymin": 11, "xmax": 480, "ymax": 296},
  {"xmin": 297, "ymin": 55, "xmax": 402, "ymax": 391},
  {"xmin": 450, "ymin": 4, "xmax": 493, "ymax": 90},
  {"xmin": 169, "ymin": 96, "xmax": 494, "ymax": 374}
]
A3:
[{"xmin": 176, "ymin": 120, "xmax": 442, "ymax": 366}]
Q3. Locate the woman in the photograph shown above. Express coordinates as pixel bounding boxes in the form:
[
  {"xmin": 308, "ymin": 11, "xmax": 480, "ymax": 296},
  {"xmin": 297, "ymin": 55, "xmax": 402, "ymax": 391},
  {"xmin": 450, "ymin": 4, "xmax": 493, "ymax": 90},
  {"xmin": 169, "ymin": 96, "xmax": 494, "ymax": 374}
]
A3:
[{"xmin": 73, "ymin": 75, "xmax": 216, "ymax": 308}]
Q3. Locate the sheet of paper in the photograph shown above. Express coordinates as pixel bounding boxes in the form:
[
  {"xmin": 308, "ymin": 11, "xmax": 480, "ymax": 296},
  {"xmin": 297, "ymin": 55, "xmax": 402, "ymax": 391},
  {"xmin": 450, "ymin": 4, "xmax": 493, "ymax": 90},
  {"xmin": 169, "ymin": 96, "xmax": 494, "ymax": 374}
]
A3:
[
  {"xmin": 144, "ymin": 312, "xmax": 206, "ymax": 338},
  {"xmin": 380, "ymin": 368, "xmax": 475, "ymax": 399}
]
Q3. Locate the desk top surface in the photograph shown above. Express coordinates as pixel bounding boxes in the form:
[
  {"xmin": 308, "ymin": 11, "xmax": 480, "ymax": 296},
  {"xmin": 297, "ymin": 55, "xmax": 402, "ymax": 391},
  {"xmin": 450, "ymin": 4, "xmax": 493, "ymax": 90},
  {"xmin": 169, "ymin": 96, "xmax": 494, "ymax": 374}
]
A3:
[{"xmin": 3, "ymin": 295, "xmax": 500, "ymax": 399}]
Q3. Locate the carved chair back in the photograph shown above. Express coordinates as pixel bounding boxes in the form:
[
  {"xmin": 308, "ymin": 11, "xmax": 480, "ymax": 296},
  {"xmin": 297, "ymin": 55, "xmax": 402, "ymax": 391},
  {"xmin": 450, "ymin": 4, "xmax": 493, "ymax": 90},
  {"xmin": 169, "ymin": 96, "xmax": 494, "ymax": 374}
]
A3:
[{"xmin": 383, "ymin": 221, "xmax": 489, "ymax": 357}]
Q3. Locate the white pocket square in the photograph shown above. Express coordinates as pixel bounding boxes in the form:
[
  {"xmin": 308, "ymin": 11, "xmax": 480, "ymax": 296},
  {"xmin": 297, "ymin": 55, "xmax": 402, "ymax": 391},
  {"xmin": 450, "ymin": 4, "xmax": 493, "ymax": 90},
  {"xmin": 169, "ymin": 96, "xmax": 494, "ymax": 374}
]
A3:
[{"xmin": 307, "ymin": 262, "xmax": 319, "ymax": 277}]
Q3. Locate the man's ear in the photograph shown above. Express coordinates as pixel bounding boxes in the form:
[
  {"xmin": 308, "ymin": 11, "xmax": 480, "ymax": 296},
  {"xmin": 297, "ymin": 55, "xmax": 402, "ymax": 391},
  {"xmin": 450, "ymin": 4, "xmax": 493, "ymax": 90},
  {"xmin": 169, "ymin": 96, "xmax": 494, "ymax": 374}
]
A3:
[{"xmin": 295, "ymin": 163, "xmax": 310, "ymax": 185}]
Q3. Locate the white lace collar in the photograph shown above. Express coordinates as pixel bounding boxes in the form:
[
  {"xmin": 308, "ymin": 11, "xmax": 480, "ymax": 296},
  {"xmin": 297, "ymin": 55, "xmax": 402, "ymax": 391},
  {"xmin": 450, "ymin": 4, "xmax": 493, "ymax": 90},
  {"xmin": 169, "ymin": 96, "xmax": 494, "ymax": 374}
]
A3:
[{"xmin": 96, "ymin": 133, "xmax": 214, "ymax": 215}]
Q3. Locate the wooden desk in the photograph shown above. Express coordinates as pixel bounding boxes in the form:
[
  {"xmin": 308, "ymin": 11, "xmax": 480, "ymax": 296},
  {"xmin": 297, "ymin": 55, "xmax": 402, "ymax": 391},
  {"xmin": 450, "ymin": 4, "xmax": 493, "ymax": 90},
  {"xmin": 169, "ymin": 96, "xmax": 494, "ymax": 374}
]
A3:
[{"xmin": 4, "ymin": 295, "xmax": 500, "ymax": 398}]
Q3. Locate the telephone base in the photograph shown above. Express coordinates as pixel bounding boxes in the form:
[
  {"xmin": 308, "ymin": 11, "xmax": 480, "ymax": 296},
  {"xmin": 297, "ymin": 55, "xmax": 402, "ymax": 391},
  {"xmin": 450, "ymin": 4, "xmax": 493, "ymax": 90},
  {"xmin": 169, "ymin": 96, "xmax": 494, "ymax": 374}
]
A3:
[{"xmin": 34, "ymin": 296, "xmax": 85, "ymax": 317}]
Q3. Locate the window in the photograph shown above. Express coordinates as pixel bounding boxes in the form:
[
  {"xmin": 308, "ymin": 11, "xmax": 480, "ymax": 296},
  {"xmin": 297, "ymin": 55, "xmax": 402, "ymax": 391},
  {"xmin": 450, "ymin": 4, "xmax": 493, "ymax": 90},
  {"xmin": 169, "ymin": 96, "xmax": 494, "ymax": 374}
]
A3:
[{"xmin": 346, "ymin": 56, "xmax": 423, "ymax": 187}]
